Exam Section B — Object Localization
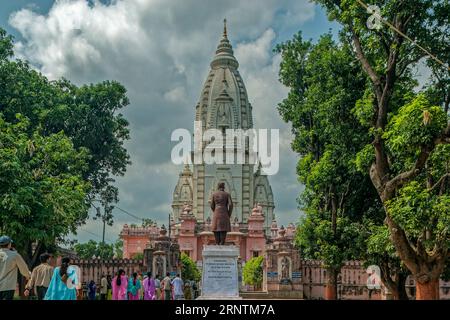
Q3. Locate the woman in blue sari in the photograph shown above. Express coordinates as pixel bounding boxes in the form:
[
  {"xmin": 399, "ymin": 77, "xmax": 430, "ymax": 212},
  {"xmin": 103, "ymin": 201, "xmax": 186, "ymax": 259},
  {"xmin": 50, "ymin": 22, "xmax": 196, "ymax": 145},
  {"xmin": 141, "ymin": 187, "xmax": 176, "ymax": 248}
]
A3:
[{"xmin": 44, "ymin": 257, "xmax": 79, "ymax": 300}]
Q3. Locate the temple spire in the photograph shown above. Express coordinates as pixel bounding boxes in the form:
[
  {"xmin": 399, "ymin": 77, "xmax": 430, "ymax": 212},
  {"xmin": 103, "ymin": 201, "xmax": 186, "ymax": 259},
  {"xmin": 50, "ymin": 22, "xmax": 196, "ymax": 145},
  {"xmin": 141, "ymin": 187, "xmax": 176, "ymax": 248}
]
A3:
[
  {"xmin": 210, "ymin": 19, "xmax": 238, "ymax": 70},
  {"xmin": 223, "ymin": 18, "xmax": 227, "ymax": 38}
]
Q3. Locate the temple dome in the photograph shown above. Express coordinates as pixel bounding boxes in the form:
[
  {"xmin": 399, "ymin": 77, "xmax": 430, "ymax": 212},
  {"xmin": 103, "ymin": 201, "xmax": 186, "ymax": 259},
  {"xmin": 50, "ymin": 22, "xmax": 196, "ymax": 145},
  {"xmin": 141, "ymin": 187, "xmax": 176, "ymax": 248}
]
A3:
[
  {"xmin": 210, "ymin": 20, "xmax": 239, "ymax": 70},
  {"xmin": 195, "ymin": 19, "xmax": 253, "ymax": 130}
]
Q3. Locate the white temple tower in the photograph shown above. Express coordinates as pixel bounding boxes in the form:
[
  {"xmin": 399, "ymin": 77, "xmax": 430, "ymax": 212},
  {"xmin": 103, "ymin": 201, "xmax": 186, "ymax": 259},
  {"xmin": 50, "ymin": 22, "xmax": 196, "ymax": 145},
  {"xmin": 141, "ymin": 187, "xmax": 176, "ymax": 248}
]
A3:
[{"xmin": 172, "ymin": 20, "xmax": 275, "ymax": 233}]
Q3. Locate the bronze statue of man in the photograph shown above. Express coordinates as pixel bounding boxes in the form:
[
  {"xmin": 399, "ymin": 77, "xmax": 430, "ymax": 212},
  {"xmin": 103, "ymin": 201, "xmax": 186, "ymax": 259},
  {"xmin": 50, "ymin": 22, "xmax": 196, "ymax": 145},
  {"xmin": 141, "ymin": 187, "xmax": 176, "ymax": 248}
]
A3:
[{"xmin": 210, "ymin": 182, "xmax": 233, "ymax": 245}]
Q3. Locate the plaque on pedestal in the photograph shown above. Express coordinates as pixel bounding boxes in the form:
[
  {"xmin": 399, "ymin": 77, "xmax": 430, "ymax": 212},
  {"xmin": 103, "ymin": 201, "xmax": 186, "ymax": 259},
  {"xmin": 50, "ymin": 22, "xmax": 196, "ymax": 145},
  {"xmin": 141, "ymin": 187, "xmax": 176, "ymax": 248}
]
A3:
[{"xmin": 197, "ymin": 245, "xmax": 242, "ymax": 300}]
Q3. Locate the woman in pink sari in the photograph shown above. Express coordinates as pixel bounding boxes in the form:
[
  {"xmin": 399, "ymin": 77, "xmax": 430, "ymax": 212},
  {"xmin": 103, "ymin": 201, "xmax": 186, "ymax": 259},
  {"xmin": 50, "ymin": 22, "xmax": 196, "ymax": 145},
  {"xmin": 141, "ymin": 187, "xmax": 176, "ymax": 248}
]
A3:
[
  {"xmin": 112, "ymin": 269, "xmax": 128, "ymax": 300},
  {"xmin": 143, "ymin": 272, "xmax": 156, "ymax": 300}
]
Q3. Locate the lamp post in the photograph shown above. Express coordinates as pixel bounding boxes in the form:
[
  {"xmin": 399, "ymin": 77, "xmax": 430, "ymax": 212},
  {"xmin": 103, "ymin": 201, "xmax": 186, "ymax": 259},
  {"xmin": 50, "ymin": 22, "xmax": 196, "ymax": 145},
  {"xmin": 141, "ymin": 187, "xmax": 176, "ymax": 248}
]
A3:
[{"xmin": 92, "ymin": 200, "xmax": 108, "ymax": 244}]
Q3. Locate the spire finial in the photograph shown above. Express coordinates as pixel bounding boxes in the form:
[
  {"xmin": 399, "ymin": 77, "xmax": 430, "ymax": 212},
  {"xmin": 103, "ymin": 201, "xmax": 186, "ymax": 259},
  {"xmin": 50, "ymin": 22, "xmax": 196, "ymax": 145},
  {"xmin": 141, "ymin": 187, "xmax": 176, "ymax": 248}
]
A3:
[{"xmin": 223, "ymin": 18, "xmax": 227, "ymax": 38}]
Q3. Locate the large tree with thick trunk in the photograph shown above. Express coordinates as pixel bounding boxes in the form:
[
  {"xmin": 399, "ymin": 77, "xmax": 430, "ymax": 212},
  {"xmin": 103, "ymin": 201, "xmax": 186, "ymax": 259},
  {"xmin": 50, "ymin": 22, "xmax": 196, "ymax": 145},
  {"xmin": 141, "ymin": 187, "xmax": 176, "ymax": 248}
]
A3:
[
  {"xmin": 313, "ymin": 0, "xmax": 449, "ymax": 299},
  {"xmin": 276, "ymin": 34, "xmax": 395, "ymax": 299}
]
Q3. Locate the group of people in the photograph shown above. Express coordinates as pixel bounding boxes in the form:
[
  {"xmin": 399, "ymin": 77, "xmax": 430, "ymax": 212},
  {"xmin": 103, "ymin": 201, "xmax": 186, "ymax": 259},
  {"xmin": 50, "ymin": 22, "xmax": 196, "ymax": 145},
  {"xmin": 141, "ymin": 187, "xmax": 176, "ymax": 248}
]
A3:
[
  {"xmin": 0, "ymin": 235, "xmax": 73, "ymax": 300},
  {"xmin": 1, "ymin": 235, "xmax": 199, "ymax": 301},
  {"xmin": 109, "ymin": 271, "xmax": 198, "ymax": 300}
]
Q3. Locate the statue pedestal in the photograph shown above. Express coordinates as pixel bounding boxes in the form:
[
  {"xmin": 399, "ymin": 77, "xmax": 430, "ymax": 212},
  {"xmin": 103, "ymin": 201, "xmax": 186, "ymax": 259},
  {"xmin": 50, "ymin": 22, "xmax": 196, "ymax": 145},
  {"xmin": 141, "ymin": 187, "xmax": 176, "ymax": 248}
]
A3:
[{"xmin": 197, "ymin": 245, "xmax": 242, "ymax": 300}]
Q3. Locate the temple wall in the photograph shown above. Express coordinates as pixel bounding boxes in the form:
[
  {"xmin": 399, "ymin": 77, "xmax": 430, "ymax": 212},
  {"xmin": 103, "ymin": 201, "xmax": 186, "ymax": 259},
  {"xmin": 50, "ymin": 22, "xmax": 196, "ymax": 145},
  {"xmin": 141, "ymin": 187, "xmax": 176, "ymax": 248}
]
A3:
[{"xmin": 73, "ymin": 258, "xmax": 144, "ymax": 285}]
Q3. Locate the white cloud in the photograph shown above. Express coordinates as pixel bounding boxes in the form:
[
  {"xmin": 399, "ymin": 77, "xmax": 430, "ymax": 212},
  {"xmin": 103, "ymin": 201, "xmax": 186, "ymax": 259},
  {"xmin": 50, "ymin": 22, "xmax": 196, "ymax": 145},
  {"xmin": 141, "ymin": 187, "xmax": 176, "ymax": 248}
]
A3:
[
  {"xmin": 8, "ymin": 0, "xmax": 313, "ymax": 241},
  {"xmin": 164, "ymin": 86, "xmax": 187, "ymax": 103}
]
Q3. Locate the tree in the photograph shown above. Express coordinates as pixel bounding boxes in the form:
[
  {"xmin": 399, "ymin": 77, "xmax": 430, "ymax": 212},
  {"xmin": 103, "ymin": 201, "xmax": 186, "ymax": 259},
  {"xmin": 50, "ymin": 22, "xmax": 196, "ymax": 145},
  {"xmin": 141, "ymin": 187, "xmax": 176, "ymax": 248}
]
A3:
[
  {"xmin": 74, "ymin": 240, "xmax": 99, "ymax": 259},
  {"xmin": 181, "ymin": 253, "xmax": 201, "ymax": 282},
  {"xmin": 0, "ymin": 114, "xmax": 90, "ymax": 266},
  {"xmin": 97, "ymin": 242, "xmax": 115, "ymax": 260},
  {"xmin": 0, "ymin": 28, "xmax": 131, "ymax": 265},
  {"xmin": 242, "ymin": 256, "xmax": 264, "ymax": 290},
  {"xmin": 142, "ymin": 218, "xmax": 155, "ymax": 228},
  {"xmin": 114, "ymin": 239, "xmax": 123, "ymax": 259},
  {"xmin": 364, "ymin": 224, "xmax": 410, "ymax": 300},
  {"xmin": 133, "ymin": 253, "xmax": 144, "ymax": 260},
  {"xmin": 73, "ymin": 240, "xmax": 115, "ymax": 259},
  {"xmin": 311, "ymin": 0, "xmax": 449, "ymax": 299},
  {"xmin": 0, "ymin": 28, "xmax": 130, "ymax": 228},
  {"xmin": 276, "ymin": 33, "xmax": 380, "ymax": 299}
]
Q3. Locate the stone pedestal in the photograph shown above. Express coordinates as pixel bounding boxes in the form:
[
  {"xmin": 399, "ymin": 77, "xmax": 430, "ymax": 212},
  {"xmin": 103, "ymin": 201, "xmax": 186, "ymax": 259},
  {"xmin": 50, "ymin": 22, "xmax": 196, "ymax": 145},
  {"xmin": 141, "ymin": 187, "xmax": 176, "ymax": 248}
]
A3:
[{"xmin": 198, "ymin": 245, "xmax": 242, "ymax": 300}]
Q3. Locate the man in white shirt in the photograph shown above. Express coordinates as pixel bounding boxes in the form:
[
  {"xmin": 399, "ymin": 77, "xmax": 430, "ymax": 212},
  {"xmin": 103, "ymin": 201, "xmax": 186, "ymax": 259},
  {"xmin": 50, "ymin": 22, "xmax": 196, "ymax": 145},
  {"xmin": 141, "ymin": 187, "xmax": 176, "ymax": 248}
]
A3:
[
  {"xmin": 171, "ymin": 274, "xmax": 184, "ymax": 300},
  {"xmin": 162, "ymin": 272, "xmax": 172, "ymax": 300},
  {"xmin": 100, "ymin": 274, "xmax": 108, "ymax": 300},
  {"xmin": 0, "ymin": 236, "xmax": 31, "ymax": 300}
]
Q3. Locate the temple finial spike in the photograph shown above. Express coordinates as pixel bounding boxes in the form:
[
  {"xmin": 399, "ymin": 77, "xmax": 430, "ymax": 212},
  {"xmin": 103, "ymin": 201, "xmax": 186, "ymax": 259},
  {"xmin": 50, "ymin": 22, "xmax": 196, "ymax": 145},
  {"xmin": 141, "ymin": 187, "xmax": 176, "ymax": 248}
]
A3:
[{"xmin": 223, "ymin": 18, "xmax": 227, "ymax": 38}]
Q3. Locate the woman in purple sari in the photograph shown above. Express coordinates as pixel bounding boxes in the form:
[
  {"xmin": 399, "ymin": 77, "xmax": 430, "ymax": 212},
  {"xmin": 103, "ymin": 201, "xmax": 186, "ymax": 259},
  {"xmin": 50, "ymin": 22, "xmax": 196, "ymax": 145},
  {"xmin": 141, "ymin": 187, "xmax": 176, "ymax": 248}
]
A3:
[{"xmin": 143, "ymin": 272, "xmax": 156, "ymax": 300}]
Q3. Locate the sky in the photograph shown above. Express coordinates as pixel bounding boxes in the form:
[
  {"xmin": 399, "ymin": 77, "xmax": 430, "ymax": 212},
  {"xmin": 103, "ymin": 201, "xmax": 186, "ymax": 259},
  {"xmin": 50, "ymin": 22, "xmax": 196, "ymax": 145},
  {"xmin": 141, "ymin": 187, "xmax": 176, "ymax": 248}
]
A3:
[{"xmin": 0, "ymin": 0, "xmax": 340, "ymax": 244}]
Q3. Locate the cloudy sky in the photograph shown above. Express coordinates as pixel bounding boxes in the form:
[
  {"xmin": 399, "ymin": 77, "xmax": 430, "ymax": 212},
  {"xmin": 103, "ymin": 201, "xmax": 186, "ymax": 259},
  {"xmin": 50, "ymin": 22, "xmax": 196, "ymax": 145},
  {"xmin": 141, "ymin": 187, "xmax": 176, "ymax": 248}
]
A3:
[{"xmin": 0, "ymin": 0, "xmax": 339, "ymax": 244}]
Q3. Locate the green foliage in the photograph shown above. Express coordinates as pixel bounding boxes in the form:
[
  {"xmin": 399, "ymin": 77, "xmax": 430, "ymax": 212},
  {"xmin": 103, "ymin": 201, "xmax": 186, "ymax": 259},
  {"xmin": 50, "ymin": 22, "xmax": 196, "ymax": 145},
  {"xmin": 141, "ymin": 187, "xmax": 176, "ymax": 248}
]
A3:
[
  {"xmin": 0, "ymin": 114, "xmax": 90, "ymax": 257},
  {"xmin": 0, "ymin": 28, "xmax": 131, "ymax": 264},
  {"xmin": 73, "ymin": 240, "xmax": 98, "ymax": 259},
  {"xmin": 73, "ymin": 240, "xmax": 119, "ymax": 259},
  {"xmin": 181, "ymin": 253, "xmax": 201, "ymax": 282},
  {"xmin": 133, "ymin": 253, "xmax": 144, "ymax": 260},
  {"xmin": 306, "ymin": 0, "xmax": 450, "ymax": 285},
  {"xmin": 114, "ymin": 239, "xmax": 123, "ymax": 259},
  {"xmin": 0, "ymin": 28, "xmax": 131, "ymax": 226},
  {"xmin": 355, "ymin": 144, "xmax": 375, "ymax": 173},
  {"xmin": 142, "ymin": 218, "xmax": 155, "ymax": 228},
  {"xmin": 296, "ymin": 212, "xmax": 365, "ymax": 269},
  {"xmin": 242, "ymin": 256, "xmax": 264, "ymax": 287},
  {"xmin": 384, "ymin": 95, "xmax": 447, "ymax": 159},
  {"xmin": 277, "ymin": 32, "xmax": 380, "ymax": 273},
  {"xmin": 0, "ymin": 29, "xmax": 13, "ymax": 60},
  {"xmin": 387, "ymin": 181, "xmax": 450, "ymax": 248},
  {"xmin": 353, "ymin": 90, "xmax": 376, "ymax": 128}
]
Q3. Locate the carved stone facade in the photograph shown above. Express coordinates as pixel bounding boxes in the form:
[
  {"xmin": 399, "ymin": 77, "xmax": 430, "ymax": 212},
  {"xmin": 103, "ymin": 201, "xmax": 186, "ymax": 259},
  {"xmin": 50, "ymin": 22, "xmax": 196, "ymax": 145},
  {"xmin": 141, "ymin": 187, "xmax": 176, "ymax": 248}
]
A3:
[
  {"xmin": 143, "ymin": 225, "xmax": 181, "ymax": 277},
  {"xmin": 264, "ymin": 225, "xmax": 302, "ymax": 298}
]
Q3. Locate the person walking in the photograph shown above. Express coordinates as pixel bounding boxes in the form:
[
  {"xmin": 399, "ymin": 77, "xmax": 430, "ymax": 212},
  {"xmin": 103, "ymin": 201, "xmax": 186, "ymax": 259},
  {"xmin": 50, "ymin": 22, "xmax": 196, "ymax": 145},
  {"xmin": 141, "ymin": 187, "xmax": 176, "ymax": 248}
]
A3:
[
  {"xmin": 162, "ymin": 272, "xmax": 172, "ymax": 301},
  {"xmin": 100, "ymin": 274, "xmax": 107, "ymax": 300},
  {"xmin": 112, "ymin": 269, "xmax": 128, "ymax": 300},
  {"xmin": 24, "ymin": 253, "xmax": 54, "ymax": 300},
  {"xmin": 192, "ymin": 280, "xmax": 199, "ymax": 299},
  {"xmin": 154, "ymin": 274, "xmax": 161, "ymax": 300},
  {"xmin": 106, "ymin": 274, "xmax": 112, "ymax": 300},
  {"xmin": 44, "ymin": 257, "xmax": 79, "ymax": 300},
  {"xmin": 183, "ymin": 281, "xmax": 192, "ymax": 300},
  {"xmin": 88, "ymin": 280, "xmax": 96, "ymax": 300},
  {"xmin": 143, "ymin": 272, "xmax": 156, "ymax": 300},
  {"xmin": 0, "ymin": 236, "xmax": 31, "ymax": 300},
  {"xmin": 171, "ymin": 274, "xmax": 184, "ymax": 300},
  {"xmin": 127, "ymin": 272, "xmax": 141, "ymax": 300}
]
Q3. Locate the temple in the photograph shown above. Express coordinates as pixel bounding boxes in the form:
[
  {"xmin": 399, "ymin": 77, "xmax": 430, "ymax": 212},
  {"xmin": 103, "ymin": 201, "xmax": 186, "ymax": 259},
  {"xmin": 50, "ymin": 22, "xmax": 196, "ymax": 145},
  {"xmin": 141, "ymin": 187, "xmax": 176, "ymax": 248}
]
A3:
[
  {"xmin": 169, "ymin": 20, "xmax": 276, "ymax": 261},
  {"xmin": 172, "ymin": 19, "xmax": 274, "ymax": 230}
]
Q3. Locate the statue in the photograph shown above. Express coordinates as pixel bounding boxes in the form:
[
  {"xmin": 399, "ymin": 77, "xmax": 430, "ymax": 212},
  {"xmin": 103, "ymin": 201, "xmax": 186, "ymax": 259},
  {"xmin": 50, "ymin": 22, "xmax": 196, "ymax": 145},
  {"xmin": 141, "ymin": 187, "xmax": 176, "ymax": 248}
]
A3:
[
  {"xmin": 281, "ymin": 257, "xmax": 290, "ymax": 279},
  {"xmin": 155, "ymin": 256, "xmax": 164, "ymax": 277},
  {"xmin": 210, "ymin": 182, "xmax": 233, "ymax": 245},
  {"xmin": 217, "ymin": 103, "xmax": 230, "ymax": 125}
]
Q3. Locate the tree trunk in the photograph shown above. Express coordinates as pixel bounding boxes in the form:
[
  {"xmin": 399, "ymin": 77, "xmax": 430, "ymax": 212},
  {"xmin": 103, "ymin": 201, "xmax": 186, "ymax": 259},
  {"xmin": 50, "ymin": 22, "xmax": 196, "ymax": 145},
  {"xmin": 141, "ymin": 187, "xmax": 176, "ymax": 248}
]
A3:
[
  {"xmin": 416, "ymin": 278, "xmax": 440, "ymax": 300},
  {"xmin": 391, "ymin": 272, "xmax": 408, "ymax": 300},
  {"xmin": 379, "ymin": 260, "xmax": 409, "ymax": 300},
  {"xmin": 325, "ymin": 268, "xmax": 338, "ymax": 300}
]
